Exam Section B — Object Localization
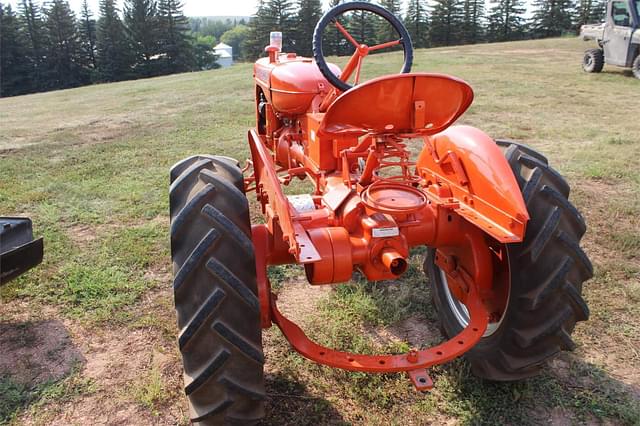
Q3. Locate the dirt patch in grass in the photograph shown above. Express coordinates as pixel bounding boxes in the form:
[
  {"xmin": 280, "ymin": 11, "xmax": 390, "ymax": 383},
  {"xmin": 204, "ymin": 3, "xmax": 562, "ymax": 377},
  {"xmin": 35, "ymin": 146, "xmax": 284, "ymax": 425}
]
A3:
[
  {"xmin": 274, "ymin": 278, "xmax": 332, "ymax": 326},
  {"xmin": 0, "ymin": 320, "xmax": 83, "ymax": 387},
  {"xmin": 366, "ymin": 313, "xmax": 441, "ymax": 349},
  {"xmin": 4, "ymin": 287, "xmax": 187, "ymax": 425},
  {"xmin": 66, "ymin": 224, "xmax": 99, "ymax": 245},
  {"xmin": 65, "ymin": 215, "xmax": 169, "ymax": 249}
]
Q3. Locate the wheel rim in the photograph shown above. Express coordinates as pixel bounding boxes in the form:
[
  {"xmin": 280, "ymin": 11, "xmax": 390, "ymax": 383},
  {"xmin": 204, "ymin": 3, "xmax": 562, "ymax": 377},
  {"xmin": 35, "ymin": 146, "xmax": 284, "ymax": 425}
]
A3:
[
  {"xmin": 585, "ymin": 55, "xmax": 593, "ymax": 68},
  {"xmin": 438, "ymin": 248, "xmax": 511, "ymax": 338}
]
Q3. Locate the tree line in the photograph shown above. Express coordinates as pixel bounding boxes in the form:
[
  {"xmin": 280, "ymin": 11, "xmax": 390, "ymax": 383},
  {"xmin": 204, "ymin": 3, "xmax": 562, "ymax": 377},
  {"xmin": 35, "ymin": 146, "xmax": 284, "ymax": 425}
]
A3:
[
  {"xmin": 241, "ymin": 0, "xmax": 606, "ymax": 59},
  {"xmin": 2, "ymin": 0, "xmax": 607, "ymax": 97},
  {"xmin": 0, "ymin": 0, "xmax": 216, "ymax": 97}
]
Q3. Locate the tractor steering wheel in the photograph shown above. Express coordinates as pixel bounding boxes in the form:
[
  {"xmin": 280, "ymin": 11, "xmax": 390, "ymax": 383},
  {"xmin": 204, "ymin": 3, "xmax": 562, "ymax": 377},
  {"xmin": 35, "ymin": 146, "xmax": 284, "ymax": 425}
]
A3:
[{"xmin": 312, "ymin": 1, "xmax": 413, "ymax": 92}]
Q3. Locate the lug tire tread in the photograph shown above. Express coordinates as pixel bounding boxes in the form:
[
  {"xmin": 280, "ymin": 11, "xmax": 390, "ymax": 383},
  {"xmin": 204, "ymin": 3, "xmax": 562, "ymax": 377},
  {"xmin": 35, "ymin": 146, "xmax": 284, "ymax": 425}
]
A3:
[{"xmin": 170, "ymin": 155, "xmax": 265, "ymax": 424}]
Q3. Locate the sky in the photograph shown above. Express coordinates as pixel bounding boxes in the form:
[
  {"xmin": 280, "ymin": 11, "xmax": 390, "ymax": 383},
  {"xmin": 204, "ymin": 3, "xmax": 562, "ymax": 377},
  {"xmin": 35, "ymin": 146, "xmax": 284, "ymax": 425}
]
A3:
[{"xmin": 6, "ymin": 0, "xmax": 332, "ymax": 17}]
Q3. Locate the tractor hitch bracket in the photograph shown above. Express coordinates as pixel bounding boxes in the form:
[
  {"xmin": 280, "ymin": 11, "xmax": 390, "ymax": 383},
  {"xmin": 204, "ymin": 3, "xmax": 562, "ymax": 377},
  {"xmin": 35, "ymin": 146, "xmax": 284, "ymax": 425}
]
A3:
[
  {"xmin": 269, "ymin": 286, "xmax": 488, "ymax": 390},
  {"xmin": 250, "ymin": 218, "xmax": 491, "ymax": 391}
]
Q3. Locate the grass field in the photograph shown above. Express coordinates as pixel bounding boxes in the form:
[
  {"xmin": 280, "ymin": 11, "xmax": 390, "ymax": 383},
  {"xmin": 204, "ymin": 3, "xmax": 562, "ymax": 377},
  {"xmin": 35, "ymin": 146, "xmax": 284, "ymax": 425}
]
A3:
[{"xmin": 1, "ymin": 36, "xmax": 639, "ymax": 425}]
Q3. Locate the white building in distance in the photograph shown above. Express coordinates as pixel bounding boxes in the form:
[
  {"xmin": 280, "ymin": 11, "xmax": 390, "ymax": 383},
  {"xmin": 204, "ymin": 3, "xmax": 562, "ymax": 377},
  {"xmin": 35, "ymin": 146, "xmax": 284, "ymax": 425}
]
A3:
[{"xmin": 214, "ymin": 43, "xmax": 233, "ymax": 68}]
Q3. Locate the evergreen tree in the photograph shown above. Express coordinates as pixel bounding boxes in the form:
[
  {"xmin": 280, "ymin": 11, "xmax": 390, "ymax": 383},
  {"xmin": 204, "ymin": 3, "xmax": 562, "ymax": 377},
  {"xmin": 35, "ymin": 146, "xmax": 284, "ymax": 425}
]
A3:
[
  {"xmin": 376, "ymin": 0, "xmax": 402, "ymax": 47},
  {"xmin": 243, "ymin": 1, "xmax": 269, "ymax": 60},
  {"xmin": 243, "ymin": 0, "xmax": 294, "ymax": 60},
  {"xmin": 157, "ymin": 0, "xmax": 194, "ymax": 73},
  {"xmin": 79, "ymin": 0, "xmax": 97, "ymax": 70},
  {"xmin": 294, "ymin": 0, "xmax": 322, "ymax": 57},
  {"xmin": 192, "ymin": 38, "xmax": 218, "ymax": 70},
  {"xmin": 430, "ymin": 0, "xmax": 463, "ymax": 46},
  {"xmin": 530, "ymin": 0, "xmax": 574, "ymax": 38},
  {"xmin": 404, "ymin": 0, "xmax": 429, "ymax": 48},
  {"xmin": 265, "ymin": 0, "xmax": 295, "ymax": 51},
  {"xmin": 1, "ymin": 3, "xmax": 32, "ymax": 96},
  {"xmin": 486, "ymin": 0, "xmax": 526, "ymax": 41},
  {"xmin": 42, "ymin": 0, "xmax": 88, "ymax": 89},
  {"xmin": 124, "ymin": 0, "xmax": 159, "ymax": 77},
  {"xmin": 574, "ymin": 0, "xmax": 605, "ymax": 30},
  {"xmin": 347, "ymin": 1, "xmax": 378, "ymax": 47},
  {"xmin": 460, "ymin": 0, "xmax": 485, "ymax": 44},
  {"xmin": 97, "ymin": 0, "xmax": 132, "ymax": 81},
  {"xmin": 19, "ymin": 0, "xmax": 46, "ymax": 90},
  {"xmin": 323, "ymin": 0, "xmax": 351, "ymax": 56}
]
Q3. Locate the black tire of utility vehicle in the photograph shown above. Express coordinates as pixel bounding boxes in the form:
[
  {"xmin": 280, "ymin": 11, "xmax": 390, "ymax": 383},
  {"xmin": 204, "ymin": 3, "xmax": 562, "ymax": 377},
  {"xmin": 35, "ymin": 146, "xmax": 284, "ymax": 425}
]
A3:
[
  {"xmin": 170, "ymin": 155, "xmax": 265, "ymax": 424},
  {"xmin": 632, "ymin": 55, "xmax": 640, "ymax": 79},
  {"xmin": 424, "ymin": 140, "xmax": 593, "ymax": 380},
  {"xmin": 582, "ymin": 48, "xmax": 604, "ymax": 73}
]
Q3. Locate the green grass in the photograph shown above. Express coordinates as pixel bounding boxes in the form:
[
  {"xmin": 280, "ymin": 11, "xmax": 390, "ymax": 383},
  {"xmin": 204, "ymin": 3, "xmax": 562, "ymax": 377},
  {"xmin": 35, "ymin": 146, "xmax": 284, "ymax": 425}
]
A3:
[
  {"xmin": 0, "ymin": 368, "xmax": 95, "ymax": 423},
  {"xmin": 1, "ymin": 37, "xmax": 639, "ymax": 424},
  {"xmin": 128, "ymin": 366, "xmax": 170, "ymax": 415}
]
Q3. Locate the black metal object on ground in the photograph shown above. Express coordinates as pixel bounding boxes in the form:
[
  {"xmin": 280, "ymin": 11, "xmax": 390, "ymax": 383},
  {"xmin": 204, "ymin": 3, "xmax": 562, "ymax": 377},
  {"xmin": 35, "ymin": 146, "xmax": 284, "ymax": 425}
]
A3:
[{"xmin": 0, "ymin": 217, "xmax": 44, "ymax": 285}]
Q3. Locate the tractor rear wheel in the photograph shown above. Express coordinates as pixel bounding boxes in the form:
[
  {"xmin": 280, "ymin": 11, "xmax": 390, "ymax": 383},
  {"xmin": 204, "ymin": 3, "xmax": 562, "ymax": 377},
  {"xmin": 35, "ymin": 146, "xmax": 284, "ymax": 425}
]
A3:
[
  {"xmin": 582, "ymin": 48, "xmax": 604, "ymax": 73},
  {"xmin": 424, "ymin": 140, "xmax": 592, "ymax": 380},
  {"xmin": 169, "ymin": 155, "xmax": 265, "ymax": 424}
]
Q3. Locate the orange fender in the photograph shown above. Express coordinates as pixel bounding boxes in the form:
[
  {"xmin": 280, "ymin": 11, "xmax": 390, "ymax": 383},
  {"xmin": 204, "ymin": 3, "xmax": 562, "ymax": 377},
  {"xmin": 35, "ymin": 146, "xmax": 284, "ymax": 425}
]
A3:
[{"xmin": 416, "ymin": 125, "xmax": 529, "ymax": 243}]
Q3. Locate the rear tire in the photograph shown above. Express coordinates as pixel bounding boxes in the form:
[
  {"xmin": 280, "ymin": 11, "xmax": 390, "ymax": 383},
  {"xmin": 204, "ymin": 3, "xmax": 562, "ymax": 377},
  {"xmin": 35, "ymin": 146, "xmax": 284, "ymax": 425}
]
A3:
[
  {"xmin": 632, "ymin": 55, "xmax": 640, "ymax": 79},
  {"xmin": 425, "ymin": 140, "xmax": 592, "ymax": 380},
  {"xmin": 170, "ymin": 155, "xmax": 265, "ymax": 424},
  {"xmin": 582, "ymin": 48, "xmax": 604, "ymax": 73}
]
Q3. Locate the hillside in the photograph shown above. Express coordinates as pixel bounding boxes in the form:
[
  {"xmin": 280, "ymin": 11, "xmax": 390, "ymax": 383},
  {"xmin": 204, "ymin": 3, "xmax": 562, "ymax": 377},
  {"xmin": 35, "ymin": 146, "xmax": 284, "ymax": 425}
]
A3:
[{"xmin": 0, "ymin": 37, "xmax": 639, "ymax": 425}]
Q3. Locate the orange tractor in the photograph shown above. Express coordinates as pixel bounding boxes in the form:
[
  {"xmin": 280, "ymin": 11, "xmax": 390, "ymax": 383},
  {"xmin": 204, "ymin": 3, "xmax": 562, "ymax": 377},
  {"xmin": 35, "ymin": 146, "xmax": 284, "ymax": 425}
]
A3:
[{"xmin": 169, "ymin": 2, "xmax": 592, "ymax": 423}]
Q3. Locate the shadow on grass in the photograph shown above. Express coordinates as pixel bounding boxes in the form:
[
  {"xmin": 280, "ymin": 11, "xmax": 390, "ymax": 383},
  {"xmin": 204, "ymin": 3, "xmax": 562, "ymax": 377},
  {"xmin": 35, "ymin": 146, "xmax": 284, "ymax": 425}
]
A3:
[
  {"xmin": 263, "ymin": 372, "xmax": 347, "ymax": 426},
  {"xmin": 307, "ymin": 260, "xmax": 640, "ymax": 424},
  {"xmin": 0, "ymin": 320, "xmax": 86, "ymax": 423},
  {"xmin": 426, "ymin": 353, "xmax": 640, "ymax": 425}
]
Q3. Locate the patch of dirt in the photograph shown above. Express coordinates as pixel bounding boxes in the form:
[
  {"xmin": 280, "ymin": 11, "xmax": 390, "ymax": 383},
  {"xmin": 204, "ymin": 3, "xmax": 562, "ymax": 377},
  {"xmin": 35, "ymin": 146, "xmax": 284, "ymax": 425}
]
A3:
[
  {"xmin": 13, "ymin": 287, "xmax": 187, "ymax": 425},
  {"xmin": 143, "ymin": 262, "xmax": 172, "ymax": 286},
  {"xmin": 66, "ymin": 214, "xmax": 169, "ymax": 248},
  {"xmin": 74, "ymin": 118, "xmax": 134, "ymax": 144},
  {"xmin": 0, "ymin": 320, "xmax": 84, "ymax": 386},
  {"xmin": 366, "ymin": 314, "xmax": 441, "ymax": 349},
  {"xmin": 274, "ymin": 278, "xmax": 332, "ymax": 326},
  {"xmin": 66, "ymin": 224, "xmax": 99, "ymax": 245}
]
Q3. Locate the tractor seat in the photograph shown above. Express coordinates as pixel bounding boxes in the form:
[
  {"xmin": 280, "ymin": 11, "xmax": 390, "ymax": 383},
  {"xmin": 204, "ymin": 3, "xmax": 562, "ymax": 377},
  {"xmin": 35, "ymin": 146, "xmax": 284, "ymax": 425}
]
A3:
[{"xmin": 318, "ymin": 73, "xmax": 474, "ymax": 136}]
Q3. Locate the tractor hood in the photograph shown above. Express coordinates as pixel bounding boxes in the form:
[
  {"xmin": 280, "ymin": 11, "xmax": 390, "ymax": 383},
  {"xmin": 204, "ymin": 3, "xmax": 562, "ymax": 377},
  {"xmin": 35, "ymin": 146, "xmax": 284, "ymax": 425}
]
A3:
[{"xmin": 318, "ymin": 73, "xmax": 474, "ymax": 136}]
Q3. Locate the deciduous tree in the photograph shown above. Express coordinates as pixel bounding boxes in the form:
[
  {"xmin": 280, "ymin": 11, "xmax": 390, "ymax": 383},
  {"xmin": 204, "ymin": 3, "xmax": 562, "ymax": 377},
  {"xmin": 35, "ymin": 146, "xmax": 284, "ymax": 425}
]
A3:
[{"xmin": 221, "ymin": 24, "xmax": 250, "ymax": 60}]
